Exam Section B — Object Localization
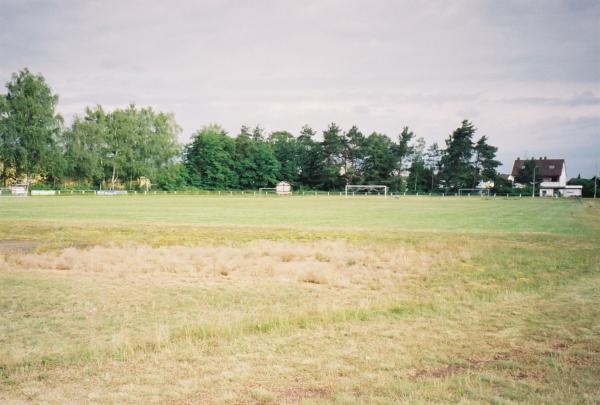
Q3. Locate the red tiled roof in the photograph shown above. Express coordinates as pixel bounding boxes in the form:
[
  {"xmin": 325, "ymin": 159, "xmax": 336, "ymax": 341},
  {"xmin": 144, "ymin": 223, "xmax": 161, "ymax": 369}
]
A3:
[{"xmin": 511, "ymin": 158, "xmax": 565, "ymax": 177}]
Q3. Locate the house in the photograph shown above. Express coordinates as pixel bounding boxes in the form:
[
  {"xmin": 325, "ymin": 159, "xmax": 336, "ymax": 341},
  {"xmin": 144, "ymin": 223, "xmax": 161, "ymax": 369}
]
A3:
[{"xmin": 509, "ymin": 157, "xmax": 582, "ymax": 197}]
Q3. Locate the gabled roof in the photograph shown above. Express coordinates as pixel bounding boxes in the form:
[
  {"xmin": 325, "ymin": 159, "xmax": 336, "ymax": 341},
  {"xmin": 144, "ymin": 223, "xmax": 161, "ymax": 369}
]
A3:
[{"xmin": 511, "ymin": 158, "xmax": 565, "ymax": 177}]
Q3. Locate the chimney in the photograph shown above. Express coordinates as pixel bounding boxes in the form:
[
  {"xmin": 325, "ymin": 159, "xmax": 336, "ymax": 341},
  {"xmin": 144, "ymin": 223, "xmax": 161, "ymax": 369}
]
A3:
[
  {"xmin": 544, "ymin": 156, "xmax": 547, "ymax": 160},
  {"xmin": 517, "ymin": 157, "xmax": 520, "ymax": 160}
]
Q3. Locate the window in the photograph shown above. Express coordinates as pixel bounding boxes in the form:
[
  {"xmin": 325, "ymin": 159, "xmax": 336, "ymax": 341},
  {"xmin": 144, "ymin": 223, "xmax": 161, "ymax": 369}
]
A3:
[{"xmin": 549, "ymin": 165, "xmax": 555, "ymax": 169}]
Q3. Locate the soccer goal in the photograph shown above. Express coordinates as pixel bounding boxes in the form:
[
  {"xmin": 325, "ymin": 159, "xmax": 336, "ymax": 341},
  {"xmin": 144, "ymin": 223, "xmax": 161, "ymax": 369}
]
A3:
[
  {"xmin": 345, "ymin": 185, "xmax": 388, "ymax": 197},
  {"xmin": 458, "ymin": 188, "xmax": 490, "ymax": 197},
  {"xmin": 258, "ymin": 187, "xmax": 277, "ymax": 194}
]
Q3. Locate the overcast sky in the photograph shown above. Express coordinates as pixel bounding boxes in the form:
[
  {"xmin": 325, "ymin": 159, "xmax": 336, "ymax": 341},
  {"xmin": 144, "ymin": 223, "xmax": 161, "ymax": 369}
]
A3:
[{"xmin": 1, "ymin": 0, "xmax": 599, "ymax": 176}]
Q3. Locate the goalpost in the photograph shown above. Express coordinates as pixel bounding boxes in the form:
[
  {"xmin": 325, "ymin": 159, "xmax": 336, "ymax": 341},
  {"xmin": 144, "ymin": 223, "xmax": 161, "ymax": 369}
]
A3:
[
  {"xmin": 258, "ymin": 187, "xmax": 276, "ymax": 194},
  {"xmin": 458, "ymin": 188, "xmax": 490, "ymax": 197},
  {"xmin": 345, "ymin": 185, "xmax": 388, "ymax": 197}
]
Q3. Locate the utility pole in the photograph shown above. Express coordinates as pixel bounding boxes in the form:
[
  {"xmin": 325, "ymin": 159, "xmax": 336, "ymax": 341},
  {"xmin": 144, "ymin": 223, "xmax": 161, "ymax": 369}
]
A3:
[
  {"xmin": 532, "ymin": 166, "xmax": 538, "ymax": 198},
  {"xmin": 595, "ymin": 162, "xmax": 598, "ymax": 199}
]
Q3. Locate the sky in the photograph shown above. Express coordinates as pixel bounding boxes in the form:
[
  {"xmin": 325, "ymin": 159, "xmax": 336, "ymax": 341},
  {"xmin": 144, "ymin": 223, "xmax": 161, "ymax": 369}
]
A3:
[{"xmin": 1, "ymin": 0, "xmax": 599, "ymax": 176}]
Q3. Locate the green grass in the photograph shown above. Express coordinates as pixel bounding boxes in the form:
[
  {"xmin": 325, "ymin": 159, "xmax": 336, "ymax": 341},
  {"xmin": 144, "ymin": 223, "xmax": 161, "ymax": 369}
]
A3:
[
  {"xmin": 0, "ymin": 195, "xmax": 594, "ymax": 234},
  {"xmin": 0, "ymin": 196, "xmax": 599, "ymax": 404}
]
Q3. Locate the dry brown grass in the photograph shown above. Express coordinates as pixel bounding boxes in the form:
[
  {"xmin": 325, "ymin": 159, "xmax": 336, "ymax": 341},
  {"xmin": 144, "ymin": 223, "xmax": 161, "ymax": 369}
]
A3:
[{"xmin": 1, "ymin": 240, "xmax": 460, "ymax": 290}]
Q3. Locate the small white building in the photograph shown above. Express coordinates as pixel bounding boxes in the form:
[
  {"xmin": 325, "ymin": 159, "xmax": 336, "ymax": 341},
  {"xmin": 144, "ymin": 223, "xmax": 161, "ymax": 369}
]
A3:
[
  {"xmin": 275, "ymin": 181, "xmax": 292, "ymax": 195},
  {"xmin": 10, "ymin": 184, "xmax": 28, "ymax": 196},
  {"xmin": 510, "ymin": 157, "xmax": 582, "ymax": 197},
  {"xmin": 476, "ymin": 180, "xmax": 495, "ymax": 189}
]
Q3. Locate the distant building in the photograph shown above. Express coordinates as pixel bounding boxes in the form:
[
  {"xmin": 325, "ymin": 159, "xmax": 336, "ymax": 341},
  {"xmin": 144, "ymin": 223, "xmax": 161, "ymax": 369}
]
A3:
[
  {"xmin": 275, "ymin": 181, "xmax": 292, "ymax": 195},
  {"xmin": 476, "ymin": 180, "xmax": 495, "ymax": 189},
  {"xmin": 509, "ymin": 157, "xmax": 582, "ymax": 197}
]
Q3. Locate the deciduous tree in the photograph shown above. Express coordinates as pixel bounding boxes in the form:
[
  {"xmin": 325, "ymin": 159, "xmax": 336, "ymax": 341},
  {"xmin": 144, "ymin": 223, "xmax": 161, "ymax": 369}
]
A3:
[{"xmin": 0, "ymin": 68, "xmax": 63, "ymax": 185}]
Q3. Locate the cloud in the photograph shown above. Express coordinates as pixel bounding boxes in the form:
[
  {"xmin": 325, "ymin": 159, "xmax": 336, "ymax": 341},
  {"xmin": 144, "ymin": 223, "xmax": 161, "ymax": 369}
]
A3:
[
  {"xmin": 1, "ymin": 0, "xmax": 599, "ymax": 176},
  {"xmin": 502, "ymin": 92, "xmax": 600, "ymax": 107}
]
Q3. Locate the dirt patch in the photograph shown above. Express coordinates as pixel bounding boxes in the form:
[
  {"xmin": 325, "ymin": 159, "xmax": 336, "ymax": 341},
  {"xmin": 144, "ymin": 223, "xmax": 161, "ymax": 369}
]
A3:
[
  {"xmin": 552, "ymin": 342, "xmax": 570, "ymax": 351},
  {"xmin": 413, "ymin": 362, "xmax": 473, "ymax": 379},
  {"xmin": 413, "ymin": 356, "xmax": 498, "ymax": 379},
  {"xmin": 0, "ymin": 240, "xmax": 36, "ymax": 253},
  {"xmin": 279, "ymin": 386, "xmax": 330, "ymax": 402}
]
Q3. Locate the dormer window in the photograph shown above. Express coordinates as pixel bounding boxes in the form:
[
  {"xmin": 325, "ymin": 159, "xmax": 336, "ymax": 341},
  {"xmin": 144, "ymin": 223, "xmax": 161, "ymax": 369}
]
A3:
[{"xmin": 549, "ymin": 165, "xmax": 555, "ymax": 169}]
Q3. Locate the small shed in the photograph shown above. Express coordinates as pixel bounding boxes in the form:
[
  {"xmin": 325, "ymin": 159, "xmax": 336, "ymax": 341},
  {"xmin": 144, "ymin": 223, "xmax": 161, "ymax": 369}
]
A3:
[
  {"xmin": 275, "ymin": 181, "xmax": 292, "ymax": 195},
  {"xmin": 11, "ymin": 184, "xmax": 28, "ymax": 196}
]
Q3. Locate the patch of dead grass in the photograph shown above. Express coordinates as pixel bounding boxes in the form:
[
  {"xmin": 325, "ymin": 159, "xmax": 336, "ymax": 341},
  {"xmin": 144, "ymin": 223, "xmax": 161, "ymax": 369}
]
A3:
[{"xmin": 0, "ymin": 240, "xmax": 456, "ymax": 290}]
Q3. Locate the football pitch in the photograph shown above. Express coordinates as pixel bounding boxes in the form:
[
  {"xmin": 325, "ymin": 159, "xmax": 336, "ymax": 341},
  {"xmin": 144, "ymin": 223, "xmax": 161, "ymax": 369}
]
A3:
[{"xmin": 1, "ymin": 195, "xmax": 599, "ymax": 403}]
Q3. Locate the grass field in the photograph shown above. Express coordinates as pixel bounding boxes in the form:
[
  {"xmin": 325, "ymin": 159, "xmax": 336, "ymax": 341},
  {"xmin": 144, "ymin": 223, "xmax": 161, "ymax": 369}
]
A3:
[{"xmin": 1, "ymin": 195, "xmax": 599, "ymax": 404}]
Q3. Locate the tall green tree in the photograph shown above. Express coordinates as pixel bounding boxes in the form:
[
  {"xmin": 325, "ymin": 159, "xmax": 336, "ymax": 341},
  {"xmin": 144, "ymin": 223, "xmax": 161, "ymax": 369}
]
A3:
[
  {"xmin": 0, "ymin": 68, "xmax": 63, "ymax": 185},
  {"xmin": 64, "ymin": 104, "xmax": 180, "ymax": 189},
  {"xmin": 362, "ymin": 132, "xmax": 394, "ymax": 184},
  {"xmin": 297, "ymin": 125, "xmax": 324, "ymax": 189},
  {"xmin": 234, "ymin": 127, "xmax": 280, "ymax": 189},
  {"xmin": 321, "ymin": 123, "xmax": 345, "ymax": 189},
  {"xmin": 344, "ymin": 125, "xmax": 366, "ymax": 184},
  {"xmin": 440, "ymin": 120, "xmax": 476, "ymax": 191},
  {"xmin": 389, "ymin": 127, "xmax": 415, "ymax": 191},
  {"xmin": 425, "ymin": 142, "xmax": 442, "ymax": 191},
  {"xmin": 154, "ymin": 163, "xmax": 189, "ymax": 191},
  {"xmin": 408, "ymin": 137, "xmax": 430, "ymax": 192},
  {"xmin": 472, "ymin": 135, "xmax": 500, "ymax": 186},
  {"xmin": 268, "ymin": 130, "xmax": 300, "ymax": 183},
  {"xmin": 63, "ymin": 106, "xmax": 106, "ymax": 186},
  {"xmin": 0, "ymin": 93, "xmax": 11, "ymax": 186},
  {"xmin": 185, "ymin": 125, "xmax": 237, "ymax": 189}
]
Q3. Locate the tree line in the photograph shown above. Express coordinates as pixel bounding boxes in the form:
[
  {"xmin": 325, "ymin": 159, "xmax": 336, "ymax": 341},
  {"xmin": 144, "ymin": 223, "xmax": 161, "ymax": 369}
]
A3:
[{"xmin": 1, "ymin": 68, "xmax": 505, "ymax": 192}]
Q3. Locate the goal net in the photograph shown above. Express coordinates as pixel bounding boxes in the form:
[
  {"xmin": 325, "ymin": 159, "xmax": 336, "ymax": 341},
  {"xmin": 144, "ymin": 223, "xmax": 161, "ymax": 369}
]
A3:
[
  {"xmin": 458, "ymin": 188, "xmax": 490, "ymax": 197},
  {"xmin": 345, "ymin": 185, "xmax": 388, "ymax": 197}
]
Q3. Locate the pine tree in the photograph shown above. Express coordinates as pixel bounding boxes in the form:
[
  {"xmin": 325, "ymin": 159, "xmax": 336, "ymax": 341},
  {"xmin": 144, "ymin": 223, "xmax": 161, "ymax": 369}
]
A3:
[
  {"xmin": 440, "ymin": 120, "xmax": 476, "ymax": 191},
  {"xmin": 472, "ymin": 135, "xmax": 500, "ymax": 187}
]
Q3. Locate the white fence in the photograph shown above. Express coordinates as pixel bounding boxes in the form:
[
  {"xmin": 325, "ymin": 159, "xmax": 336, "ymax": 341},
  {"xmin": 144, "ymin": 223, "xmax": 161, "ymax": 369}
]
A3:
[
  {"xmin": 31, "ymin": 190, "xmax": 57, "ymax": 195},
  {"xmin": 95, "ymin": 190, "xmax": 129, "ymax": 195}
]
